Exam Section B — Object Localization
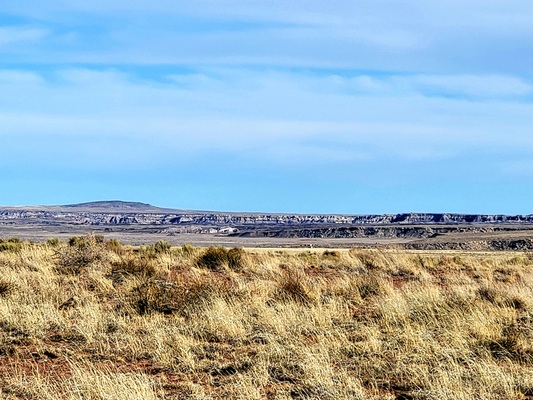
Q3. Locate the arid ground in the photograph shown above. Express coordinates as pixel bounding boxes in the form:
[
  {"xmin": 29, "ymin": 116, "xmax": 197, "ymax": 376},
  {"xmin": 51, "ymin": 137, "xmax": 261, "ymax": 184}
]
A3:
[{"xmin": 0, "ymin": 237, "xmax": 532, "ymax": 399}]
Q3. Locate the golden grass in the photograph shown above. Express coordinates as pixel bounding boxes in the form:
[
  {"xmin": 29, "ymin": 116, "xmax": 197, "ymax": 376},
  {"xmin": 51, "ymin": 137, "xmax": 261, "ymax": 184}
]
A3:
[{"xmin": 0, "ymin": 237, "xmax": 532, "ymax": 399}]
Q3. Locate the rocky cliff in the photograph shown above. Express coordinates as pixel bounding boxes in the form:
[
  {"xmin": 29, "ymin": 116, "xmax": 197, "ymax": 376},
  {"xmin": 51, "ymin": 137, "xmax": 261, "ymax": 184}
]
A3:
[
  {"xmin": 1, "ymin": 207, "xmax": 533, "ymax": 227},
  {"xmin": 2, "ymin": 202, "xmax": 533, "ymax": 245}
]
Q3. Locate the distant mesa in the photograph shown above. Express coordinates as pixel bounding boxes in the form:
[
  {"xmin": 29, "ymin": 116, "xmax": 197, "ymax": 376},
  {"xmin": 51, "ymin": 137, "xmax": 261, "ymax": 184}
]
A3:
[
  {"xmin": 63, "ymin": 201, "xmax": 156, "ymax": 210},
  {"xmin": 2, "ymin": 200, "xmax": 533, "ymax": 250},
  {"xmin": 51, "ymin": 200, "xmax": 182, "ymax": 214},
  {"xmin": 2, "ymin": 201, "xmax": 533, "ymax": 226}
]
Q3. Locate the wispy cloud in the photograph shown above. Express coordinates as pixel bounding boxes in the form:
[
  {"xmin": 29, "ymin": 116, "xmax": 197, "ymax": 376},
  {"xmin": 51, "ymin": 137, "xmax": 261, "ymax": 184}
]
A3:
[
  {"xmin": 312, "ymin": 73, "xmax": 533, "ymax": 99},
  {"xmin": 2, "ymin": 1, "xmax": 533, "ymax": 212},
  {"xmin": 3, "ymin": 1, "xmax": 533, "ymax": 72},
  {"xmin": 0, "ymin": 26, "xmax": 48, "ymax": 46},
  {"xmin": 404, "ymin": 75, "xmax": 533, "ymax": 98},
  {"xmin": 2, "ymin": 68, "xmax": 533, "ymax": 171}
]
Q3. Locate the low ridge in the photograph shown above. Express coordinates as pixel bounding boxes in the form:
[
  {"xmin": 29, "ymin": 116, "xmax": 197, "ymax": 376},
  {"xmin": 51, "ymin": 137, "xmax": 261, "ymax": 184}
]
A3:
[
  {"xmin": 63, "ymin": 201, "xmax": 157, "ymax": 210},
  {"xmin": 1, "ymin": 201, "xmax": 533, "ymax": 249}
]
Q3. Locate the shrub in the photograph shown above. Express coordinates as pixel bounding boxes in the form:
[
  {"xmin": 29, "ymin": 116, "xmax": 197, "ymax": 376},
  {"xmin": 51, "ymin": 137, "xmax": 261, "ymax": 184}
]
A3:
[
  {"xmin": 356, "ymin": 273, "xmax": 387, "ymax": 299},
  {"xmin": 0, "ymin": 279, "xmax": 15, "ymax": 297},
  {"xmin": 182, "ymin": 243, "xmax": 195, "ymax": 256},
  {"xmin": 68, "ymin": 234, "xmax": 104, "ymax": 247},
  {"xmin": 57, "ymin": 234, "xmax": 107, "ymax": 274},
  {"xmin": 46, "ymin": 237, "xmax": 61, "ymax": 247},
  {"xmin": 323, "ymin": 250, "xmax": 340, "ymax": 258},
  {"xmin": 111, "ymin": 255, "xmax": 156, "ymax": 278},
  {"xmin": 154, "ymin": 240, "xmax": 172, "ymax": 254},
  {"xmin": 276, "ymin": 268, "xmax": 319, "ymax": 304},
  {"xmin": 349, "ymin": 249, "xmax": 388, "ymax": 269},
  {"xmin": 138, "ymin": 245, "xmax": 156, "ymax": 258},
  {"xmin": 105, "ymin": 239, "xmax": 124, "ymax": 255},
  {"xmin": 138, "ymin": 240, "xmax": 172, "ymax": 257},
  {"xmin": 196, "ymin": 247, "xmax": 229, "ymax": 270},
  {"xmin": 68, "ymin": 236, "xmax": 82, "ymax": 247},
  {"xmin": 130, "ymin": 273, "xmax": 234, "ymax": 316},
  {"xmin": 131, "ymin": 279, "xmax": 171, "ymax": 315},
  {"xmin": 195, "ymin": 247, "xmax": 248, "ymax": 271},
  {"xmin": 227, "ymin": 247, "xmax": 247, "ymax": 271},
  {"xmin": 0, "ymin": 239, "xmax": 22, "ymax": 252}
]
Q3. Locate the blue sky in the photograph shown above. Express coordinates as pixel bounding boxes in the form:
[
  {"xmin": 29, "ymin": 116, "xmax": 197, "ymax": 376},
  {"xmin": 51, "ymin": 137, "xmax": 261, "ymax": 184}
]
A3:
[{"xmin": 1, "ymin": 1, "xmax": 533, "ymax": 214}]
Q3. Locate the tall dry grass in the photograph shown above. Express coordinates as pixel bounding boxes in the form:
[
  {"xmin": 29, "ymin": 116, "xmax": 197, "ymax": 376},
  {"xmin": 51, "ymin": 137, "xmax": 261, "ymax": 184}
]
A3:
[{"xmin": 0, "ymin": 237, "xmax": 532, "ymax": 399}]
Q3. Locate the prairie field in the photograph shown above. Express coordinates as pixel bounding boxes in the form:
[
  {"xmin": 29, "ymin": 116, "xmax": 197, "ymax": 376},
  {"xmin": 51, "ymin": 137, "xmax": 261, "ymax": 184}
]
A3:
[{"xmin": 0, "ymin": 236, "xmax": 532, "ymax": 399}]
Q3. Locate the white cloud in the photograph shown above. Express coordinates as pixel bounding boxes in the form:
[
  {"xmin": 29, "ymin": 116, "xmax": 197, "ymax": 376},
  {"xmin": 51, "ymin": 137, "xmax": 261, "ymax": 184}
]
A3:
[
  {"xmin": 407, "ymin": 74, "xmax": 533, "ymax": 98},
  {"xmin": 322, "ymin": 73, "xmax": 533, "ymax": 99},
  {"xmin": 1, "ymin": 67, "xmax": 533, "ymax": 173},
  {"xmin": 3, "ymin": 1, "xmax": 533, "ymax": 73},
  {"xmin": 2, "ymin": 1, "xmax": 533, "ymax": 211}
]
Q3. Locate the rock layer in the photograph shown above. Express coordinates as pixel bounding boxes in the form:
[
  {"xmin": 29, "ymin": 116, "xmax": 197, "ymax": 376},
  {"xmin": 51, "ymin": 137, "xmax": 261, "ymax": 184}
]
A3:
[{"xmin": 1, "ymin": 202, "xmax": 533, "ymax": 249}]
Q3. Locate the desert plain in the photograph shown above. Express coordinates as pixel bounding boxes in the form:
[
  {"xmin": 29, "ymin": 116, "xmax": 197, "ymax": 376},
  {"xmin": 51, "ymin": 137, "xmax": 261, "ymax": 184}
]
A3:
[{"xmin": 0, "ymin": 202, "xmax": 532, "ymax": 399}]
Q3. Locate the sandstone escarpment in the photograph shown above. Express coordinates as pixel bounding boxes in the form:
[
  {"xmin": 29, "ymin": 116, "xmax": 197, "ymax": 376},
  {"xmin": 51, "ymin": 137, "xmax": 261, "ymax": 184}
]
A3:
[{"xmin": 1, "ymin": 202, "xmax": 533, "ymax": 249}]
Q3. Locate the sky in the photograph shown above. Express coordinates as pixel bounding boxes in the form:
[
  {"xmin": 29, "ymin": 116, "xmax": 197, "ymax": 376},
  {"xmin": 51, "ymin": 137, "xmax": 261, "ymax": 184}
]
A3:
[{"xmin": 1, "ymin": 1, "xmax": 533, "ymax": 214}]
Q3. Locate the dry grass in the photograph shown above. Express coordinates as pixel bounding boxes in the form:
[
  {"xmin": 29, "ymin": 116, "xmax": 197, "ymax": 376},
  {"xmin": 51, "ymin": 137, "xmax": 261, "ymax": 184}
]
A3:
[{"xmin": 0, "ymin": 237, "xmax": 532, "ymax": 399}]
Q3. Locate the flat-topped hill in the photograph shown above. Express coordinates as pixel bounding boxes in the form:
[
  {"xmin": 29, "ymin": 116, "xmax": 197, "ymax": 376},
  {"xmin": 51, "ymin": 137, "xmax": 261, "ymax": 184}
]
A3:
[
  {"xmin": 60, "ymin": 201, "xmax": 175, "ymax": 213},
  {"xmin": 1, "ymin": 201, "xmax": 533, "ymax": 249},
  {"xmin": 1, "ymin": 201, "xmax": 533, "ymax": 225}
]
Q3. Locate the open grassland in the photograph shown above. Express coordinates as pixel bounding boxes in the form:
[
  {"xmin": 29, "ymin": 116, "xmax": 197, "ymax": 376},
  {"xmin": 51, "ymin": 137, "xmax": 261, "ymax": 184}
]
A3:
[{"xmin": 0, "ymin": 236, "xmax": 532, "ymax": 399}]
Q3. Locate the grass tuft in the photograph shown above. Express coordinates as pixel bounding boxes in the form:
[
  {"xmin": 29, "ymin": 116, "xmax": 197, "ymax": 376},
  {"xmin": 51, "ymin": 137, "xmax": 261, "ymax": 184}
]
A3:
[{"xmin": 0, "ymin": 242, "xmax": 532, "ymax": 399}]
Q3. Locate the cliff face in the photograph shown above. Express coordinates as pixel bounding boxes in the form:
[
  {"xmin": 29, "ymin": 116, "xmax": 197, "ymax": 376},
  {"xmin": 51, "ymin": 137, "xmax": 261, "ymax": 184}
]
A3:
[
  {"xmin": 2, "ymin": 202, "xmax": 533, "ymax": 246},
  {"xmin": 1, "ymin": 209, "xmax": 533, "ymax": 227},
  {"xmin": 2, "ymin": 203, "xmax": 533, "ymax": 250}
]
